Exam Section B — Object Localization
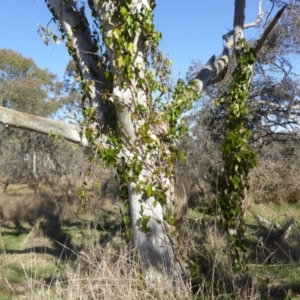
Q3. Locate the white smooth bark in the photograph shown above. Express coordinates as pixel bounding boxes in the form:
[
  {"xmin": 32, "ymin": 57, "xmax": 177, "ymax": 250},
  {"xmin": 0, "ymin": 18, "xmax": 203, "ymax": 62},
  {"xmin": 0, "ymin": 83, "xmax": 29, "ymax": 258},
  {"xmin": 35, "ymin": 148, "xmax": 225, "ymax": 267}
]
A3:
[
  {"xmin": 48, "ymin": 0, "xmax": 113, "ymax": 128},
  {"xmin": 191, "ymin": 0, "xmax": 264, "ymax": 94},
  {"xmin": 0, "ymin": 106, "xmax": 88, "ymax": 146},
  {"xmin": 33, "ymin": 151, "xmax": 37, "ymax": 178},
  {"xmin": 190, "ymin": 0, "xmax": 285, "ymax": 96},
  {"xmin": 128, "ymin": 184, "xmax": 184, "ymax": 280},
  {"xmin": 95, "ymin": 0, "xmax": 186, "ymax": 281}
]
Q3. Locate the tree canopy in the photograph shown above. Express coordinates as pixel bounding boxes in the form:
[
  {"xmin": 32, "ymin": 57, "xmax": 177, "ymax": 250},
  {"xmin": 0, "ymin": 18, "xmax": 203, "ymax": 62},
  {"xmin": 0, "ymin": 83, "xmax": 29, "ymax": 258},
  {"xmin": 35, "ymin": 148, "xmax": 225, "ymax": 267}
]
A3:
[{"xmin": 0, "ymin": 49, "xmax": 63, "ymax": 116}]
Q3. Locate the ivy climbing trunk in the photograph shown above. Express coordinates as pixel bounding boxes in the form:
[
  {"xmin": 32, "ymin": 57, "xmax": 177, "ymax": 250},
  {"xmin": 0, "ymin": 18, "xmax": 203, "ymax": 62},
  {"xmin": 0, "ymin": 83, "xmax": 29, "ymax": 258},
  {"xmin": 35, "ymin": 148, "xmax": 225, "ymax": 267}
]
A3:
[
  {"xmin": 209, "ymin": 0, "xmax": 258, "ymax": 274},
  {"xmin": 216, "ymin": 44, "xmax": 257, "ymax": 273},
  {"xmin": 94, "ymin": 0, "xmax": 187, "ymax": 282},
  {"xmin": 213, "ymin": 1, "xmax": 287, "ymax": 273}
]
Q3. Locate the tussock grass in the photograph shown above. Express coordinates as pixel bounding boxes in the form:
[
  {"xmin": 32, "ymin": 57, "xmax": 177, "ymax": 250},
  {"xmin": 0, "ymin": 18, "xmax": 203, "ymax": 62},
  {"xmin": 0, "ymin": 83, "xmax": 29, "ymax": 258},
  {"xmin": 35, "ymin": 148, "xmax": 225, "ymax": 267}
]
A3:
[
  {"xmin": 2, "ymin": 244, "xmax": 192, "ymax": 300},
  {"xmin": 1, "ymin": 185, "xmax": 300, "ymax": 299}
]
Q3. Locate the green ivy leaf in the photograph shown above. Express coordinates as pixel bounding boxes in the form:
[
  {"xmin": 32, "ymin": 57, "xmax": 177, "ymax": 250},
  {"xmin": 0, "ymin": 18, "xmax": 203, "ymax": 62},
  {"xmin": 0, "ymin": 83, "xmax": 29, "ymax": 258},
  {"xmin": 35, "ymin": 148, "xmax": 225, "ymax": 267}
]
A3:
[
  {"xmin": 123, "ymin": 215, "xmax": 131, "ymax": 227},
  {"xmin": 164, "ymin": 213, "xmax": 175, "ymax": 226},
  {"xmin": 124, "ymin": 202, "xmax": 130, "ymax": 214},
  {"xmin": 113, "ymin": 28, "xmax": 121, "ymax": 40},
  {"xmin": 145, "ymin": 185, "xmax": 153, "ymax": 197},
  {"xmin": 120, "ymin": 6, "xmax": 127, "ymax": 16}
]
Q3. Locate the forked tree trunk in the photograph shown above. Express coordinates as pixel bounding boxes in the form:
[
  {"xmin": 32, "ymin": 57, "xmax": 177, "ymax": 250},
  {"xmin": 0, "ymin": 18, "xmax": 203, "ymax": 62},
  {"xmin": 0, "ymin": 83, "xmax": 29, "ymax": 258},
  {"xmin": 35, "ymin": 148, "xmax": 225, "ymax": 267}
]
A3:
[
  {"xmin": 0, "ymin": 0, "xmax": 287, "ymax": 285},
  {"xmin": 95, "ymin": 0, "xmax": 187, "ymax": 282}
]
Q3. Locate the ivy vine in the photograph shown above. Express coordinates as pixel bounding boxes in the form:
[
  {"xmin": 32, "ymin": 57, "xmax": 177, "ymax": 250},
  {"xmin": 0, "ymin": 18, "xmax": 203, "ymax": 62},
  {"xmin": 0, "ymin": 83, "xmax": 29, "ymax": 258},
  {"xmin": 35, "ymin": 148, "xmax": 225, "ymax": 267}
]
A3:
[
  {"xmin": 43, "ymin": 0, "xmax": 201, "ymax": 233},
  {"xmin": 209, "ymin": 40, "xmax": 257, "ymax": 273}
]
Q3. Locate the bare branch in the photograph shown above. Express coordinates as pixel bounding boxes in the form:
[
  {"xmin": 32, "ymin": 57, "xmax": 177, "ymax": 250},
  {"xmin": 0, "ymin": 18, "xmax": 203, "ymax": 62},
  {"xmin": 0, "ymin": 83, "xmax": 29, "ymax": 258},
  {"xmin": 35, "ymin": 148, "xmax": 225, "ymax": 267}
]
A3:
[
  {"xmin": 48, "ymin": 0, "xmax": 115, "ymax": 128},
  {"xmin": 192, "ymin": 40, "xmax": 231, "ymax": 93},
  {"xmin": 0, "ymin": 106, "xmax": 88, "ymax": 147},
  {"xmin": 223, "ymin": 0, "xmax": 263, "ymax": 42},
  {"xmin": 191, "ymin": 3, "xmax": 287, "ymax": 95},
  {"xmin": 233, "ymin": 0, "xmax": 246, "ymax": 43},
  {"xmin": 191, "ymin": 0, "xmax": 264, "ymax": 94},
  {"xmin": 255, "ymin": 4, "xmax": 288, "ymax": 54},
  {"xmin": 257, "ymin": 214, "xmax": 282, "ymax": 230},
  {"xmin": 256, "ymin": 214, "xmax": 297, "ymax": 240},
  {"xmin": 256, "ymin": 100, "xmax": 300, "ymax": 111}
]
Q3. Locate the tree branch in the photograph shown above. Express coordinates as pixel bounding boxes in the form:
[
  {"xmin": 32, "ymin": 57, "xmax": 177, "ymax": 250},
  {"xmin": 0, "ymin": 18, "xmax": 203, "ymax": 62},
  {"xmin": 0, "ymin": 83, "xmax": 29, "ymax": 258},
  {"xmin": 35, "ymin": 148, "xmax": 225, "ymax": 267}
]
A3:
[
  {"xmin": 233, "ymin": 0, "xmax": 246, "ymax": 44},
  {"xmin": 191, "ymin": 2, "xmax": 285, "ymax": 95},
  {"xmin": 223, "ymin": 0, "xmax": 263, "ymax": 42},
  {"xmin": 48, "ymin": 0, "xmax": 115, "ymax": 128},
  {"xmin": 256, "ymin": 214, "xmax": 297, "ymax": 240},
  {"xmin": 0, "ymin": 106, "xmax": 88, "ymax": 147},
  {"xmin": 192, "ymin": 41, "xmax": 231, "ymax": 93},
  {"xmin": 256, "ymin": 100, "xmax": 300, "ymax": 111},
  {"xmin": 255, "ymin": 4, "xmax": 287, "ymax": 54}
]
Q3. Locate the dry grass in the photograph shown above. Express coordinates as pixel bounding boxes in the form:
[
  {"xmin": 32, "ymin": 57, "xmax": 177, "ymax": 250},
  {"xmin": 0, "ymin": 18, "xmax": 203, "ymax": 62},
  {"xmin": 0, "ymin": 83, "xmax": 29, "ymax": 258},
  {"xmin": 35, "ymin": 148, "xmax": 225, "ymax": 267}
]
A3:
[
  {"xmin": 178, "ymin": 216, "xmax": 261, "ymax": 299},
  {"xmin": 1, "ymin": 184, "xmax": 300, "ymax": 299},
  {"xmin": 2, "ymin": 244, "xmax": 192, "ymax": 300},
  {"xmin": 0, "ymin": 186, "xmax": 192, "ymax": 299}
]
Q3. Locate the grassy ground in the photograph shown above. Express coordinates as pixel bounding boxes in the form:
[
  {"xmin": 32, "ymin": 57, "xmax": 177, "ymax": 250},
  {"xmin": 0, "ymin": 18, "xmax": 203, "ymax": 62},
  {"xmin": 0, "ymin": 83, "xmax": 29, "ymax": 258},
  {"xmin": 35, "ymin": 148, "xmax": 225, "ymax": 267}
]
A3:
[
  {"xmin": 0, "ymin": 184, "xmax": 125, "ymax": 299},
  {"xmin": 1, "ymin": 185, "xmax": 300, "ymax": 299}
]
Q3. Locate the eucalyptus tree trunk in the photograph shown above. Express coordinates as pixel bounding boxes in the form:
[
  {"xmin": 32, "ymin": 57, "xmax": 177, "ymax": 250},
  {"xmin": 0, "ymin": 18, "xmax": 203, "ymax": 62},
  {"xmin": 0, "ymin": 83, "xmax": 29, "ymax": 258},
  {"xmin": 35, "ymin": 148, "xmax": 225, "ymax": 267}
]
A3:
[
  {"xmin": 96, "ymin": 0, "xmax": 187, "ymax": 281},
  {"xmin": 0, "ymin": 0, "xmax": 287, "ymax": 284}
]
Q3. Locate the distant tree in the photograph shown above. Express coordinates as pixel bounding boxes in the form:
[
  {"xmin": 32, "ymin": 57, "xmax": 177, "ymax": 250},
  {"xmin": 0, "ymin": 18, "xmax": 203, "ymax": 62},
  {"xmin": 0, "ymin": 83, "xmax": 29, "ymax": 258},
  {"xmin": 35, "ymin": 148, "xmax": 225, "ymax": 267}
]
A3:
[
  {"xmin": 0, "ymin": 49, "xmax": 63, "ymax": 115},
  {"xmin": 0, "ymin": 0, "xmax": 288, "ymax": 283},
  {"xmin": 0, "ymin": 49, "xmax": 76, "ymax": 190}
]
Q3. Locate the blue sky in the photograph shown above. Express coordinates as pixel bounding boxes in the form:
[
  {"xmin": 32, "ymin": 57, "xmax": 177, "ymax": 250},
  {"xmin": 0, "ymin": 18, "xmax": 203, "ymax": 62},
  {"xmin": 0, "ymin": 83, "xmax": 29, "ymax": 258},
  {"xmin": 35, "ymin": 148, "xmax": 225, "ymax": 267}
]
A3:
[{"xmin": 0, "ymin": 1, "xmax": 271, "ymax": 80}]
